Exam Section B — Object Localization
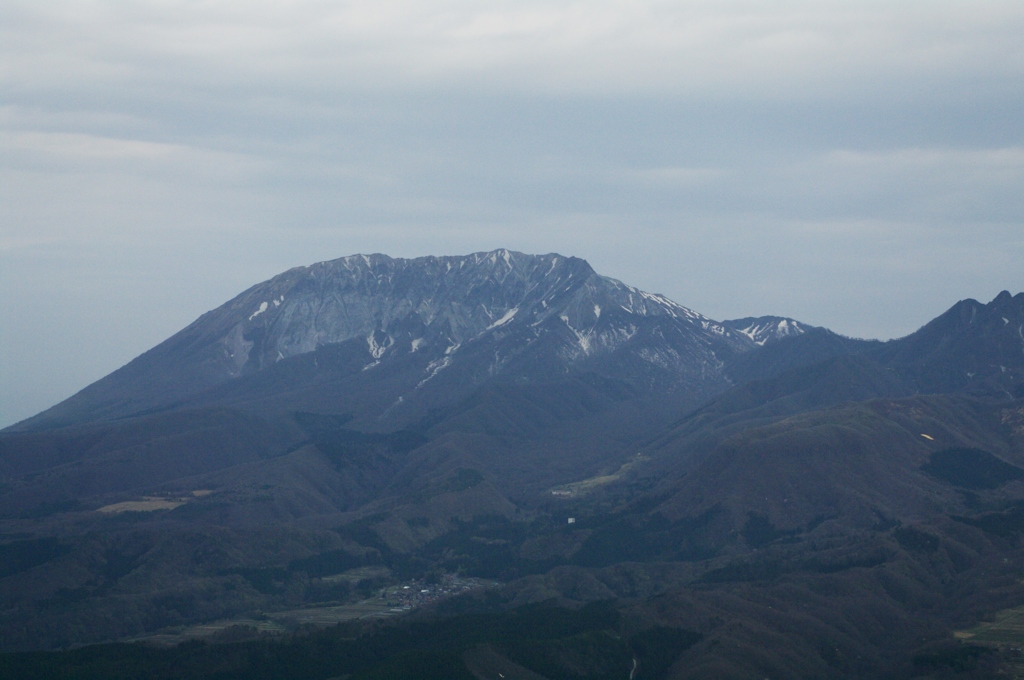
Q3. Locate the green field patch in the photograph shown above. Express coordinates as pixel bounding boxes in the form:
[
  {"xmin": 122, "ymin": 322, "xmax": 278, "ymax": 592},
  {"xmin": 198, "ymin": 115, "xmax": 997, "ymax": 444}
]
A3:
[
  {"xmin": 956, "ymin": 606, "xmax": 1024, "ymax": 647},
  {"xmin": 547, "ymin": 454, "xmax": 648, "ymax": 498}
]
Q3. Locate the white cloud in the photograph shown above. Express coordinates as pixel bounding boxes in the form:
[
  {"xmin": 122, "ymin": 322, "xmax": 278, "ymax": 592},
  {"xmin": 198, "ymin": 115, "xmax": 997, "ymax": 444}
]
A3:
[
  {"xmin": 8, "ymin": 131, "xmax": 181, "ymax": 160},
  {"xmin": 5, "ymin": 130, "xmax": 267, "ymax": 176},
  {"xmin": 827, "ymin": 146, "xmax": 1024, "ymax": 171},
  {"xmin": 4, "ymin": 1, "xmax": 1023, "ymax": 97}
]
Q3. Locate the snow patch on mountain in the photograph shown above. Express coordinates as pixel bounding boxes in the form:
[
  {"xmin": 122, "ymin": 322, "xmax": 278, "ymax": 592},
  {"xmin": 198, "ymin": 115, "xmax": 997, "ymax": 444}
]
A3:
[
  {"xmin": 725, "ymin": 316, "xmax": 809, "ymax": 346},
  {"xmin": 249, "ymin": 302, "xmax": 269, "ymax": 321},
  {"xmin": 487, "ymin": 307, "xmax": 518, "ymax": 330},
  {"xmin": 367, "ymin": 332, "xmax": 392, "ymax": 359},
  {"xmin": 418, "ymin": 356, "xmax": 451, "ymax": 387}
]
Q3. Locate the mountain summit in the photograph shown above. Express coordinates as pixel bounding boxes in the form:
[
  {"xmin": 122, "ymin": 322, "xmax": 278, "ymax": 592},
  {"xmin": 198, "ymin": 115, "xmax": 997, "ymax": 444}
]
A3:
[{"xmin": 212, "ymin": 249, "xmax": 742, "ymax": 377}]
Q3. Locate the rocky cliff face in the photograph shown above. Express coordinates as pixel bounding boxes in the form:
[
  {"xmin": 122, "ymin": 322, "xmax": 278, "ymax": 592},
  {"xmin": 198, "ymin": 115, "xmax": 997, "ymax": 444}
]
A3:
[{"xmin": 214, "ymin": 249, "xmax": 746, "ymax": 377}]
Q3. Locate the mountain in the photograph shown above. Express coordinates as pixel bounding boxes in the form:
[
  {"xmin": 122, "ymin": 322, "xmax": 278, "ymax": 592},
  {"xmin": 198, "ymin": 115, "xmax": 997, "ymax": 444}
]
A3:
[
  {"xmin": 720, "ymin": 315, "xmax": 812, "ymax": 346},
  {"xmin": 722, "ymin": 291, "xmax": 1024, "ymax": 401},
  {"xmin": 3, "ymin": 253, "xmax": 1024, "ymax": 678},
  {"xmin": 872, "ymin": 290, "xmax": 1024, "ymax": 397},
  {"xmin": 13, "ymin": 250, "xmax": 751, "ymax": 432}
]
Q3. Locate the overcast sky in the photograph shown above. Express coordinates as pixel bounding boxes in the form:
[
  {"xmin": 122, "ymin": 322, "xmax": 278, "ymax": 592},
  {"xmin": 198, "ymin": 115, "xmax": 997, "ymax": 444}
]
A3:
[{"xmin": 2, "ymin": 1, "xmax": 1022, "ymax": 428}]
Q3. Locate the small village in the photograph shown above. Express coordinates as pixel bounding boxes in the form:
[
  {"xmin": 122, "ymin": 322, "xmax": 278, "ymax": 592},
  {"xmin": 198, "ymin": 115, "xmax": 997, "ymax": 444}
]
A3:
[
  {"xmin": 128, "ymin": 572, "xmax": 496, "ymax": 646},
  {"xmin": 379, "ymin": 573, "xmax": 492, "ymax": 611}
]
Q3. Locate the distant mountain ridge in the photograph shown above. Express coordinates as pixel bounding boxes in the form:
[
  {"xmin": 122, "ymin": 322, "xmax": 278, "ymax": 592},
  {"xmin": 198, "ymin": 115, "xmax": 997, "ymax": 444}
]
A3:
[
  {"xmin": 8, "ymin": 251, "xmax": 1022, "ymax": 434},
  {"xmin": 12, "ymin": 250, "xmax": 773, "ymax": 431}
]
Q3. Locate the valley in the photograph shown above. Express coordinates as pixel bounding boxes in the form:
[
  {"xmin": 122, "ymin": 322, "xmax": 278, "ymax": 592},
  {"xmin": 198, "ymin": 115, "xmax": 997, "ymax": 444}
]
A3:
[{"xmin": 125, "ymin": 572, "xmax": 497, "ymax": 647}]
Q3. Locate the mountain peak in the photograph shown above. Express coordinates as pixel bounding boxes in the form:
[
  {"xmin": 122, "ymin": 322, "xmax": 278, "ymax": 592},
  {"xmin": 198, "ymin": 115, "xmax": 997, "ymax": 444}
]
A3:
[
  {"xmin": 721, "ymin": 316, "xmax": 813, "ymax": 346},
  {"xmin": 227, "ymin": 250, "xmax": 603, "ymax": 372},
  {"xmin": 873, "ymin": 289, "xmax": 1024, "ymax": 395}
]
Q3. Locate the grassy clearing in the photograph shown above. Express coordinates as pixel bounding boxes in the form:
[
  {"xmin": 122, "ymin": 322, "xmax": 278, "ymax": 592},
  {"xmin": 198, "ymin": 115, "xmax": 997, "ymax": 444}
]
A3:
[
  {"xmin": 96, "ymin": 490, "xmax": 213, "ymax": 513},
  {"xmin": 956, "ymin": 606, "xmax": 1024, "ymax": 648},
  {"xmin": 547, "ymin": 454, "xmax": 648, "ymax": 498},
  {"xmin": 126, "ymin": 575, "xmax": 496, "ymax": 647},
  {"xmin": 96, "ymin": 499, "xmax": 186, "ymax": 513},
  {"xmin": 127, "ymin": 597, "xmax": 400, "ymax": 646},
  {"xmin": 320, "ymin": 566, "xmax": 392, "ymax": 583}
]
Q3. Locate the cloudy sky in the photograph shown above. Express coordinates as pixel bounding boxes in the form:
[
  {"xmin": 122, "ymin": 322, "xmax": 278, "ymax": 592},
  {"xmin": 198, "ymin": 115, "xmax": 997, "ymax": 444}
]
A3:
[{"xmin": 2, "ymin": 1, "xmax": 1022, "ymax": 427}]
